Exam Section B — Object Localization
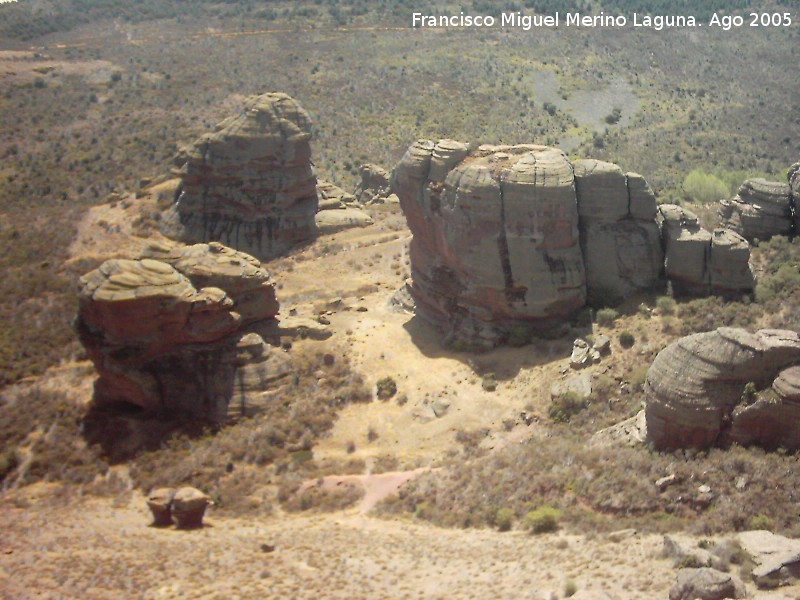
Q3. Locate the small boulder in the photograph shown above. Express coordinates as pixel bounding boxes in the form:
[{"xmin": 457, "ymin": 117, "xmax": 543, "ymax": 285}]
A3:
[
  {"xmin": 550, "ymin": 372, "xmax": 593, "ymax": 400},
  {"xmin": 669, "ymin": 567, "xmax": 746, "ymax": 600},
  {"xmin": 146, "ymin": 488, "xmax": 176, "ymax": 526},
  {"xmin": 570, "ymin": 339, "xmax": 598, "ymax": 369},
  {"xmin": 171, "ymin": 487, "xmax": 212, "ymax": 529}
]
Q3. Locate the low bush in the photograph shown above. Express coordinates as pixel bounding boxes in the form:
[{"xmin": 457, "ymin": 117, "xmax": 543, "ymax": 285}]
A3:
[
  {"xmin": 376, "ymin": 377, "xmax": 397, "ymax": 400},
  {"xmin": 523, "ymin": 506, "xmax": 561, "ymax": 533},
  {"xmin": 496, "ymin": 507, "xmax": 514, "ymax": 532},
  {"xmin": 619, "ymin": 331, "xmax": 635, "ymax": 348},
  {"xmin": 549, "ymin": 392, "xmax": 588, "ymax": 423},
  {"xmin": 595, "ymin": 308, "xmax": 619, "ymax": 327}
]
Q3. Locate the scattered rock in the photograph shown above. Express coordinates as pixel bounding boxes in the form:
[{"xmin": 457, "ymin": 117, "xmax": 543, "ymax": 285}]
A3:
[
  {"xmin": 431, "ymin": 399, "xmax": 451, "ymax": 418},
  {"xmin": 606, "ymin": 528, "xmax": 637, "ymax": 543},
  {"xmin": 656, "ymin": 474, "xmax": 679, "ymax": 491},
  {"xmin": 570, "ymin": 339, "xmax": 599, "ymax": 369},
  {"xmin": 146, "ymin": 488, "xmax": 176, "ymax": 526},
  {"xmin": 162, "ymin": 93, "xmax": 318, "ymax": 259},
  {"xmin": 663, "ymin": 536, "xmax": 716, "ymax": 569},
  {"xmin": 550, "ymin": 372, "xmax": 592, "ymax": 399},
  {"xmin": 590, "ymin": 409, "xmax": 648, "ymax": 447},
  {"xmin": 644, "ymin": 327, "xmax": 800, "ymax": 450},
  {"xmin": 389, "ymin": 280, "xmax": 416, "ymax": 313},
  {"xmin": 171, "ymin": 487, "xmax": 212, "ymax": 529},
  {"xmin": 356, "ymin": 163, "xmax": 392, "ymax": 204},
  {"xmin": 738, "ymin": 530, "xmax": 800, "ymax": 589},
  {"xmin": 317, "ymin": 179, "xmax": 357, "ymax": 210},
  {"xmin": 315, "ymin": 207, "xmax": 374, "ymax": 234},
  {"xmin": 592, "ymin": 334, "xmax": 612, "ymax": 356},
  {"xmin": 669, "ymin": 567, "xmax": 746, "ymax": 600}
]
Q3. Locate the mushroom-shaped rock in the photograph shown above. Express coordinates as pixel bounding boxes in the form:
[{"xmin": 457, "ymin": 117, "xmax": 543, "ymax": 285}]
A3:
[
  {"xmin": 146, "ymin": 488, "xmax": 176, "ymax": 526},
  {"xmin": 645, "ymin": 328, "xmax": 800, "ymax": 450},
  {"xmin": 161, "ymin": 92, "xmax": 318, "ymax": 259},
  {"xmin": 171, "ymin": 487, "xmax": 212, "ymax": 529},
  {"xmin": 76, "ymin": 243, "xmax": 290, "ymax": 421}
]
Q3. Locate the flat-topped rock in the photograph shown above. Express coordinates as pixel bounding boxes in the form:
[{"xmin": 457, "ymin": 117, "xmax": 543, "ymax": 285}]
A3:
[{"xmin": 719, "ymin": 177, "xmax": 793, "ymax": 242}]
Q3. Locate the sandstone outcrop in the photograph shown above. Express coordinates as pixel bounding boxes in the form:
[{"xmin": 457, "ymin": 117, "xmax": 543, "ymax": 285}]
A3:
[
  {"xmin": 644, "ymin": 327, "xmax": 800, "ymax": 450},
  {"xmin": 668, "ymin": 568, "xmax": 746, "ymax": 600},
  {"xmin": 356, "ymin": 163, "xmax": 393, "ymax": 204},
  {"xmin": 161, "ymin": 92, "xmax": 318, "ymax": 259},
  {"xmin": 317, "ymin": 179, "xmax": 357, "ymax": 211},
  {"xmin": 394, "ymin": 141, "xmax": 586, "ymax": 348},
  {"xmin": 76, "ymin": 241, "xmax": 293, "ymax": 422},
  {"xmin": 659, "ymin": 205, "xmax": 753, "ymax": 296},
  {"xmin": 146, "ymin": 488, "xmax": 176, "ymax": 526},
  {"xmin": 394, "ymin": 139, "xmax": 754, "ymax": 348},
  {"xmin": 719, "ymin": 178, "xmax": 794, "ymax": 242},
  {"xmin": 574, "ymin": 160, "xmax": 662, "ymax": 304},
  {"xmin": 790, "ymin": 161, "xmax": 800, "ymax": 233},
  {"xmin": 171, "ymin": 487, "xmax": 212, "ymax": 529}
]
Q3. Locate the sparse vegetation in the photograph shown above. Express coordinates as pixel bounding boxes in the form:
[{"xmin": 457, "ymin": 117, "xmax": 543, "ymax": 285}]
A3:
[
  {"xmin": 596, "ymin": 308, "xmax": 620, "ymax": 327},
  {"xmin": 523, "ymin": 506, "xmax": 562, "ymax": 534},
  {"xmin": 618, "ymin": 331, "xmax": 635, "ymax": 348},
  {"xmin": 376, "ymin": 376, "xmax": 397, "ymax": 400}
]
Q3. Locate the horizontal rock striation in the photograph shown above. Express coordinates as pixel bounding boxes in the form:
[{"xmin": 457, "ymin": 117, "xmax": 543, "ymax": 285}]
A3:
[
  {"xmin": 573, "ymin": 160, "xmax": 663, "ymax": 304},
  {"xmin": 394, "ymin": 139, "xmax": 755, "ymax": 348},
  {"xmin": 76, "ymin": 241, "xmax": 291, "ymax": 422},
  {"xmin": 161, "ymin": 92, "xmax": 318, "ymax": 259},
  {"xmin": 394, "ymin": 141, "xmax": 586, "ymax": 348},
  {"xmin": 644, "ymin": 327, "xmax": 800, "ymax": 450},
  {"xmin": 659, "ymin": 204, "xmax": 754, "ymax": 296},
  {"xmin": 719, "ymin": 177, "xmax": 794, "ymax": 242}
]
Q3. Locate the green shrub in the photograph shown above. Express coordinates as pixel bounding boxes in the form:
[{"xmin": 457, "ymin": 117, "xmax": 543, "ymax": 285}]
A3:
[
  {"xmin": 682, "ymin": 169, "xmax": 730, "ymax": 204},
  {"xmin": 376, "ymin": 377, "xmax": 397, "ymax": 400},
  {"xmin": 595, "ymin": 308, "xmax": 619, "ymax": 327},
  {"xmin": 656, "ymin": 296, "xmax": 676, "ymax": 315},
  {"xmin": 564, "ymin": 579, "xmax": 578, "ymax": 597},
  {"xmin": 618, "ymin": 331, "xmax": 635, "ymax": 348},
  {"xmin": 496, "ymin": 507, "xmax": 515, "ymax": 532},
  {"xmin": 749, "ymin": 514, "xmax": 774, "ymax": 531},
  {"xmin": 523, "ymin": 506, "xmax": 561, "ymax": 533},
  {"xmin": 549, "ymin": 392, "xmax": 588, "ymax": 423}
]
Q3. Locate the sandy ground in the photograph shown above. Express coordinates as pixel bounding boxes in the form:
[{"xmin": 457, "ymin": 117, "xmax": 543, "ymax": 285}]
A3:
[
  {"xmin": 0, "ymin": 490, "xmax": 681, "ymax": 600},
  {"xmin": 11, "ymin": 186, "xmax": 790, "ymax": 599}
]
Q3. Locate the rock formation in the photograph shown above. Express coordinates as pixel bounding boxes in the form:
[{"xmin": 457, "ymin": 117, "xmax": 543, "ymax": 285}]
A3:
[
  {"xmin": 394, "ymin": 141, "xmax": 586, "ymax": 348},
  {"xmin": 644, "ymin": 327, "xmax": 800, "ymax": 450},
  {"xmin": 171, "ymin": 487, "xmax": 212, "ymax": 529},
  {"xmin": 719, "ymin": 177, "xmax": 794, "ymax": 242},
  {"xmin": 393, "ymin": 139, "xmax": 754, "ymax": 348},
  {"xmin": 659, "ymin": 205, "xmax": 753, "ymax": 296},
  {"xmin": 574, "ymin": 160, "xmax": 662, "ymax": 304},
  {"xmin": 790, "ymin": 161, "xmax": 800, "ymax": 233},
  {"xmin": 356, "ymin": 163, "xmax": 394, "ymax": 204},
  {"xmin": 76, "ymin": 241, "xmax": 292, "ymax": 422},
  {"xmin": 161, "ymin": 92, "xmax": 318, "ymax": 259}
]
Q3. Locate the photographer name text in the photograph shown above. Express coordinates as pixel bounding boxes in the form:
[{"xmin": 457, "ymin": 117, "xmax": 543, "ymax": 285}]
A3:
[{"xmin": 412, "ymin": 11, "xmax": 793, "ymax": 32}]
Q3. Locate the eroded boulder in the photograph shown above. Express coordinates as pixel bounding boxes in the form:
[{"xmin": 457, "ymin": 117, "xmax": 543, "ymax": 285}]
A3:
[
  {"xmin": 669, "ymin": 568, "xmax": 746, "ymax": 600},
  {"xmin": 146, "ymin": 488, "xmax": 176, "ymax": 526},
  {"xmin": 171, "ymin": 487, "xmax": 212, "ymax": 529},
  {"xmin": 719, "ymin": 178, "xmax": 794, "ymax": 242},
  {"xmin": 644, "ymin": 327, "xmax": 800, "ymax": 450},
  {"xmin": 77, "ymin": 242, "xmax": 292, "ymax": 422},
  {"xmin": 161, "ymin": 92, "xmax": 318, "ymax": 259}
]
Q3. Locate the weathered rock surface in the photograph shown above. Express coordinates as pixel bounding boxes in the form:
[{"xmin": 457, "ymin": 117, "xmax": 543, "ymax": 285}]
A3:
[
  {"xmin": 146, "ymin": 488, "xmax": 176, "ymax": 526},
  {"xmin": 317, "ymin": 179, "xmax": 357, "ymax": 211},
  {"xmin": 77, "ymin": 241, "xmax": 293, "ymax": 422},
  {"xmin": 315, "ymin": 207, "xmax": 374, "ymax": 234},
  {"xmin": 161, "ymin": 92, "xmax": 318, "ymax": 259},
  {"xmin": 395, "ymin": 140, "xmax": 754, "ymax": 348},
  {"xmin": 669, "ymin": 567, "xmax": 746, "ymax": 600},
  {"xmin": 550, "ymin": 372, "xmax": 592, "ymax": 399},
  {"xmin": 644, "ymin": 327, "xmax": 800, "ymax": 450},
  {"xmin": 574, "ymin": 160, "xmax": 663, "ymax": 304},
  {"xmin": 660, "ymin": 204, "xmax": 754, "ymax": 296},
  {"xmin": 356, "ymin": 163, "xmax": 392, "ymax": 204},
  {"xmin": 394, "ymin": 141, "xmax": 586, "ymax": 348},
  {"xmin": 738, "ymin": 530, "xmax": 800, "ymax": 589},
  {"xmin": 719, "ymin": 178, "xmax": 794, "ymax": 242},
  {"xmin": 171, "ymin": 487, "xmax": 212, "ymax": 529}
]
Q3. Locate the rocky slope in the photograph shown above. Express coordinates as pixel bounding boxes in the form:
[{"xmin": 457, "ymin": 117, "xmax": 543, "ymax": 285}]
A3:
[
  {"xmin": 161, "ymin": 92, "xmax": 318, "ymax": 259},
  {"xmin": 76, "ymin": 241, "xmax": 292, "ymax": 422},
  {"xmin": 644, "ymin": 327, "xmax": 800, "ymax": 450}
]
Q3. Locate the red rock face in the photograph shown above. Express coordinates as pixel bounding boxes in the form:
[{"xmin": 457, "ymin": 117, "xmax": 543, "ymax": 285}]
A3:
[
  {"xmin": 161, "ymin": 93, "xmax": 318, "ymax": 260},
  {"xmin": 645, "ymin": 328, "xmax": 800, "ymax": 451},
  {"xmin": 76, "ymin": 242, "xmax": 291, "ymax": 421}
]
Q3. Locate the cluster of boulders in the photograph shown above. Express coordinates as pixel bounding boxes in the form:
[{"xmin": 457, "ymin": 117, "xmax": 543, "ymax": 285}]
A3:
[
  {"xmin": 664, "ymin": 530, "xmax": 800, "ymax": 597},
  {"xmin": 161, "ymin": 92, "xmax": 319, "ymax": 259},
  {"xmin": 644, "ymin": 327, "xmax": 800, "ymax": 451},
  {"xmin": 147, "ymin": 487, "xmax": 212, "ymax": 528},
  {"xmin": 355, "ymin": 163, "xmax": 398, "ymax": 205},
  {"xmin": 315, "ymin": 178, "xmax": 374, "ymax": 234},
  {"xmin": 719, "ymin": 163, "xmax": 800, "ymax": 242},
  {"xmin": 393, "ymin": 139, "xmax": 755, "ymax": 349},
  {"xmin": 76, "ymin": 240, "xmax": 294, "ymax": 422}
]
